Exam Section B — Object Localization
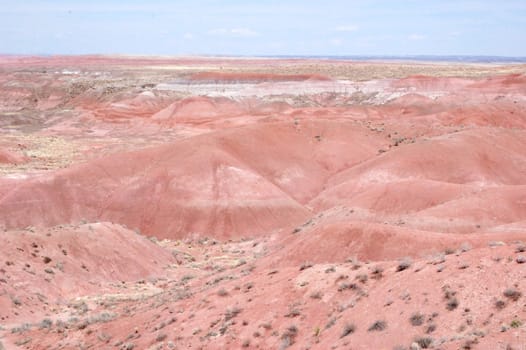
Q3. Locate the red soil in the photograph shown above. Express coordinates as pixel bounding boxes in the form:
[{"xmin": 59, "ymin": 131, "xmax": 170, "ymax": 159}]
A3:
[
  {"xmin": 0, "ymin": 149, "xmax": 27, "ymax": 164},
  {"xmin": 0, "ymin": 56, "xmax": 525, "ymax": 349}
]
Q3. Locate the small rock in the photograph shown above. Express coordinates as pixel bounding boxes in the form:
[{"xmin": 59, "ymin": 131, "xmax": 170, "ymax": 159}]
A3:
[
  {"xmin": 410, "ymin": 342, "xmax": 421, "ymax": 350},
  {"xmin": 516, "ymin": 255, "xmax": 526, "ymax": 264}
]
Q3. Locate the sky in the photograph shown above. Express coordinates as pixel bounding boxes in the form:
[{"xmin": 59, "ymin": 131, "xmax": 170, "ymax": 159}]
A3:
[{"xmin": 0, "ymin": 0, "xmax": 525, "ymax": 57}]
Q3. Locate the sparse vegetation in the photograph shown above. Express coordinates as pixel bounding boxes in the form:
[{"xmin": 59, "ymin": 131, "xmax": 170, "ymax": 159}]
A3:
[
  {"xmin": 11, "ymin": 296, "xmax": 22, "ymax": 306},
  {"xmin": 340, "ymin": 323, "xmax": 356, "ymax": 338},
  {"xmin": 325, "ymin": 317, "xmax": 337, "ymax": 329},
  {"xmin": 443, "ymin": 285, "xmax": 459, "ymax": 310},
  {"xmin": 444, "ymin": 247, "xmax": 455, "ymax": 255},
  {"xmin": 121, "ymin": 343, "xmax": 135, "ymax": 350},
  {"xmin": 503, "ymin": 288, "xmax": 522, "ymax": 301},
  {"xmin": 459, "ymin": 242, "xmax": 472, "ymax": 252},
  {"xmin": 299, "ymin": 262, "xmax": 313, "ymax": 271},
  {"xmin": 156, "ymin": 333, "xmax": 167, "ymax": 342},
  {"xmin": 39, "ymin": 318, "xmax": 53, "ymax": 329},
  {"xmin": 414, "ymin": 337, "xmax": 433, "ymax": 349},
  {"xmin": 510, "ymin": 319, "xmax": 522, "ymax": 328},
  {"xmin": 225, "ymin": 307, "xmax": 242, "ymax": 321},
  {"xmin": 280, "ymin": 325, "xmax": 298, "ymax": 349},
  {"xmin": 409, "ymin": 312, "xmax": 425, "ymax": 326},
  {"xmin": 338, "ymin": 282, "xmax": 358, "ymax": 291},
  {"xmin": 310, "ymin": 291, "xmax": 323, "ymax": 299},
  {"xmin": 425, "ymin": 323, "xmax": 436, "ymax": 334},
  {"xmin": 396, "ymin": 257, "xmax": 412, "ymax": 272},
  {"xmin": 11, "ymin": 323, "xmax": 31, "ymax": 334},
  {"xmin": 217, "ymin": 288, "xmax": 229, "ymax": 296},
  {"xmin": 462, "ymin": 338, "xmax": 479, "ymax": 349},
  {"xmin": 495, "ymin": 299, "xmax": 506, "ymax": 309},
  {"xmin": 368, "ymin": 320, "xmax": 387, "ymax": 332},
  {"xmin": 3, "ymin": 57, "xmax": 526, "ymax": 350},
  {"xmin": 371, "ymin": 266, "xmax": 384, "ymax": 279},
  {"xmin": 284, "ymin": 307, "xmax": 301, "ymax": 318},
  {"xmin": 446, "ymin": 297, "xmax": 459, "ymax": 310},
  {"xmin": 356, "ymin": 274, "xmax": 368, "ymax": 283}
]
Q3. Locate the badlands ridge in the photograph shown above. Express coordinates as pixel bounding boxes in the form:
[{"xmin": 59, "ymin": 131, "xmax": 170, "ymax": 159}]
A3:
[{"xmin": 0, "ymin": 56, "xmax": 525, "ymax": 349}]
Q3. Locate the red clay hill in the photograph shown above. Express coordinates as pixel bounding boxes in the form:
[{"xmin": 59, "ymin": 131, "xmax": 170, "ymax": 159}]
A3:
[{"xmin": 0, "ymin": 55, "xmax": 525, "ymax": 349}]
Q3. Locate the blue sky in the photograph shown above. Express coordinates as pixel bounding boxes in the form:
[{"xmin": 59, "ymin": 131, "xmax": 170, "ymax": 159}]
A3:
[{"xmin": 1, "ymin": 0, "xmax": 525, "ymax": 56}]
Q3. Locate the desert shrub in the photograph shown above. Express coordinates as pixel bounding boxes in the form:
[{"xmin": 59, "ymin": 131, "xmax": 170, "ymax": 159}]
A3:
[
  {"xmin": 299, "ymin": 262, "xmax": 313, "ymax": 271},
  {"xmin": 396, "ymin": 257, "xmax": 412, "ymax": 272},
  {"xmin": 217, "ymin": 288, "xmax": 229, "ymax": 297},
  {"xmin": 325, "ymin": 317, "xmax": 337, "ymax": 329},
  {"xmin": 338, "ymin": 282, "xmax": 358, "ymax": 291},
  {"xmin": 340, "ymin": 323, "xmax": 356, "ymax": 338},
  {"xmin": 284, "ymin": 308, "xmax": 301, "ymax": 318},
  {"xmin": 510, "ymin": 319, "xmax": 522, "ymax": 328},
  {"xmin": 310, "ymin": 291, "xmax": 323, "ymax": 299},
  {"xmin": 11, "ymin": 323, "xmax": 31, "ymax": 334},
  {"xmin": 280, "ymin": 325, "xmax": 298, "ymax": 349},
  {"xmin": 444, "ymin": 247, "xmax": 455, "ymax": 255},
  {"xmin": 260, "ymin": 322, "xmax": 272, "ymax": 330},
  {"xmin": 88, "ymin": 312, "xmax": 116, "ymax": 324},
  {"xmin": 415, "ymin": 337, "xmax": 433, "ymax": 348},
  {"xmin": 446, "ymin": 297, "xmax": 459, "ymax": 310},
  {"xmin": 462, "ymin": 338, "xmax": 479, "ymax": 349},
  {"xmin": 409, "ymin": 312, "xmax": 425, "ymax": 326},
  {"xmin": 495, "ymin": 299, "xmax": 506, "ymax": 309},
  {"xmin": 368, "ymin": 320, "xmax": 387, "ymax": 332},
  {"xmin": 356, "ymin": 274, "xmax": 368, "ymax": 283},
  {"xmin": 39, "ymin": 318, "xmax": 53, "ymax": 329},
  {"xmin": 503, "ymin": 288, "xmax": 522, "ymax": 302},
  {"xmin": 443, "ymin": 286, "xmax": 459, "ymax": 310},
  {"xmin": 459, "ymin": 242, "xmax": 472, "ymax": 252},
  {"xmin": 371, "ymin": 266, "xmax": 384, "ymax": 279},
  {"xmin": 225, "ymin": 307, "xmax": 242, "ymax": 321},
  {"xmin": 425, "ymin": 323, "xmax": 436, "ymax": 334}
]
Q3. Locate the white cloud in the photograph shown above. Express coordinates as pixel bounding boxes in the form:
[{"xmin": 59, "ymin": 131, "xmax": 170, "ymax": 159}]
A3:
[
  {"xmin": 408, "ymin": 33, "xmax": 426, "ymax": 40},
  {"xmin": 207, "ymin": 27, "xmax": 259, "ymax": 37},
  {"xmin": 183, "ymin": 32, "xmax": 193, "ymax": 40},
  {"xmin": 334, "ymin": 25, "xmax": 359, "ymax": 32}
]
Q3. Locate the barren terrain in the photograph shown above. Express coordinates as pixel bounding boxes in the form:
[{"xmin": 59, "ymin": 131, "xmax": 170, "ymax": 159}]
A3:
[{"xmin": 1, "ymin": 55, "xmax": 526, "ymax": 349}]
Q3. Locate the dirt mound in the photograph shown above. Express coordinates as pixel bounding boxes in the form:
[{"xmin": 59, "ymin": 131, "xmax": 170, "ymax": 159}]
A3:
[
  {"xmin": 0, "ymin": 222, "xmax": 173, "ymax": 323},
  {"xmin": 325, "ymin": 128, "xmax": 526, "ymax": 187},
  {"xmin": 0, "ymin": 120, "xmax": 389, "ymax": 239},
  {"xmin": 151, "ymin": 96, "xmax": 246, "ymax": 125}
]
